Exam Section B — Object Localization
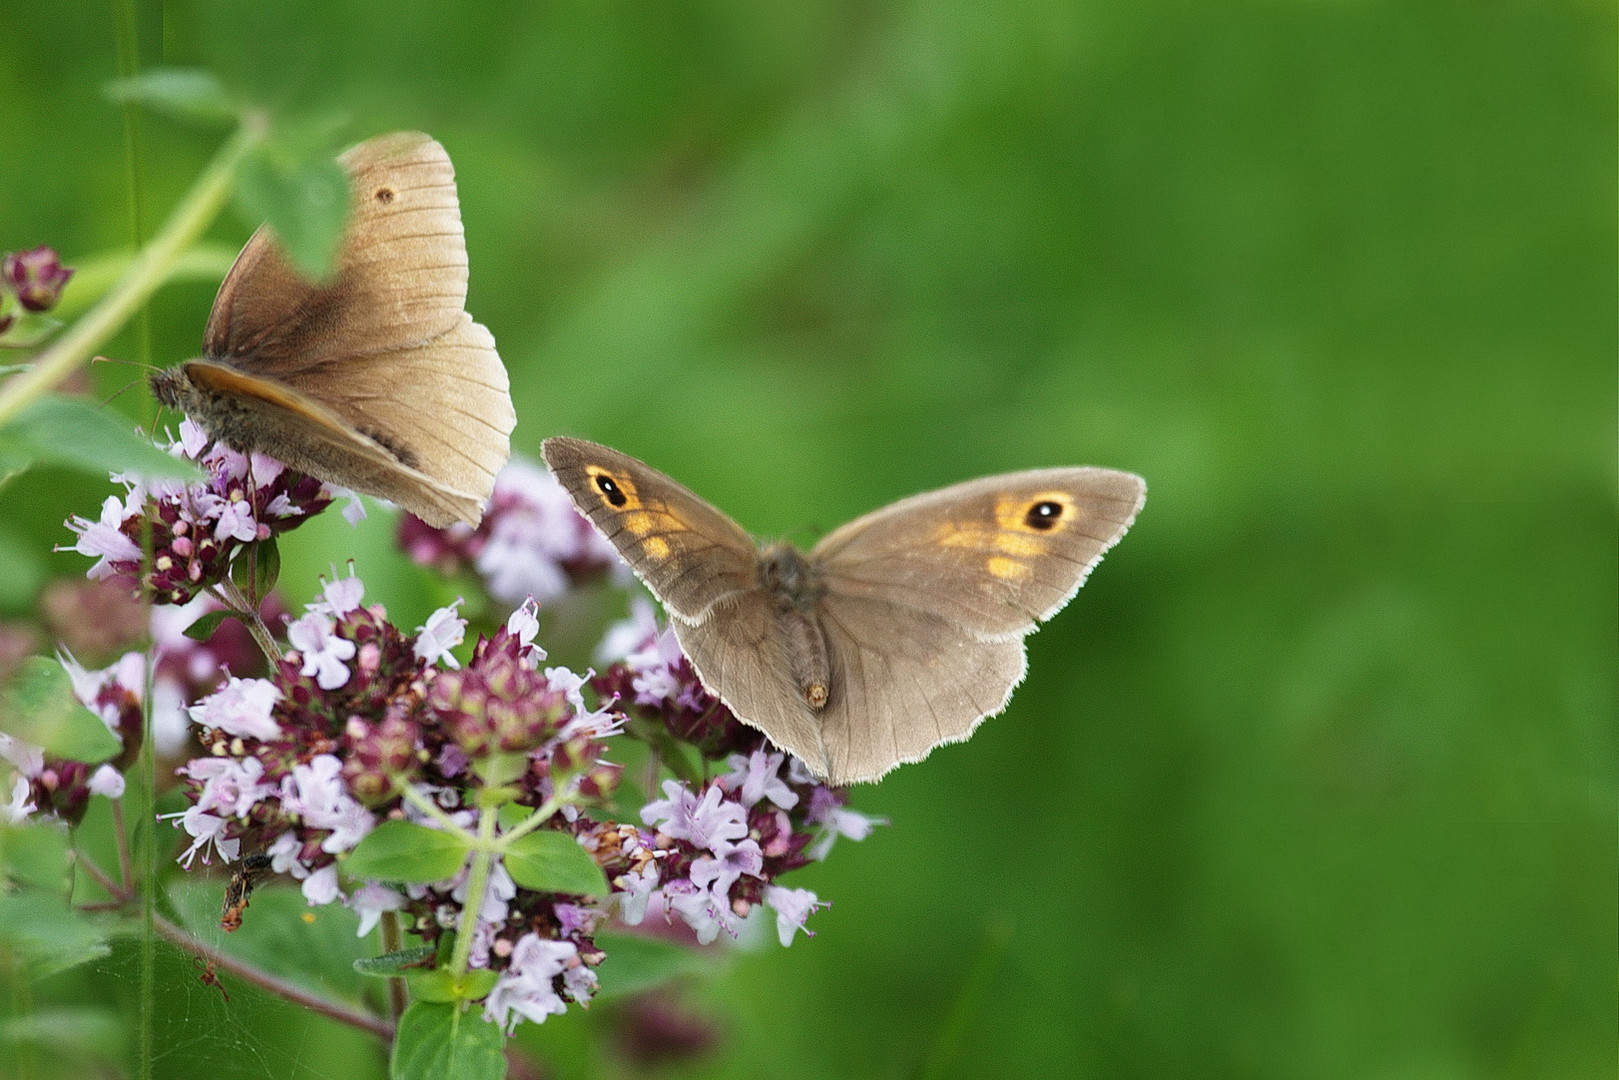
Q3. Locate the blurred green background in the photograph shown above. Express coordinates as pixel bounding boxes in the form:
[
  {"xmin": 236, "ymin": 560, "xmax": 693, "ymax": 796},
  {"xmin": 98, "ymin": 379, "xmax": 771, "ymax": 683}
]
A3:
[{"xmin": 0, "ymin": 1, "xmax": 1612, "ymax": 1077}]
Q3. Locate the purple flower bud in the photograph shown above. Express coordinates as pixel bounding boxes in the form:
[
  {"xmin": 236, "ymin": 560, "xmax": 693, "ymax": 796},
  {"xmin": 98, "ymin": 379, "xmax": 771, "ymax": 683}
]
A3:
[{"xmin": 4, "ymin": 246, "xmax": 74, "ymax": 312}]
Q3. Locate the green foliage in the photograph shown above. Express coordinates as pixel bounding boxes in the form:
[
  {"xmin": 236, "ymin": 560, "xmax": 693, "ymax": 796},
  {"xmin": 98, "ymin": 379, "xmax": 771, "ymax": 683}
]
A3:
[
  {"xmin": 502, "ymin": 830, "xmax": 608, "ymax": 898},
  {"xmin": 182, "ymin": 608, "xmax": 237, "ymax": 642},
  {"xmin": 230, "ymin": 536, "xmax": 281, "ymax": 602},
  {"xmin": 105, "ymin": 67, "xmax": 238, "ymax": 126},
  {"xmin": 390, "ymin": 1002, "xmax": 506, "ymax": 1080},
  {"xmin": 0, "ymin": 819, "xmax": 71, "ymax": 891},
  {"xmin": 345, "ymin": 821, "xmax": 471, "ymax": 884},
  {"xmin": 0, "ymin": 656, "xmax": 121, "ymax": 763},
  {"xmin": 0, "ymin": 395, "xmax": 201, "ymax": 482},
  {"xmin": 354, "ymin": 946, "xmax": 436, "ymax": 979},
  {"xmin": 234, "ymin": 125, "xmax": 351, "ymax": 280},
  {"xmin": 591, "ymin": 931, "xmax": 714, "ymax": 1001},
  {"xmin": 0, "ymin": 890, "xmax": 112, "ymax": 979}
]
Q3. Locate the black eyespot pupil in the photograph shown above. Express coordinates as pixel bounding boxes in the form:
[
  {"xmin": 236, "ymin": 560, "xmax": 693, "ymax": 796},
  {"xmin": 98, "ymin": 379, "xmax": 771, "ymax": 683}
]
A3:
[
  {"xmin": 374, "ymin": 187, "xmax": 395, "ymax": 203},
  {"xmin": 595, "ymin": 474, "xmax": 627, "ymax": 507},
  {"xmin": 1026, "ymin": 501, "xmax": 1063, "ymax": 530}
]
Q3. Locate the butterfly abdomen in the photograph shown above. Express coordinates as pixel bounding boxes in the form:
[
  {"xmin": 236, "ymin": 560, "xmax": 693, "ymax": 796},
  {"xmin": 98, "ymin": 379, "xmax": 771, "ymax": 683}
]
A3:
[{"xmin": 757, "ymin": 543, "xmax": 832, "ymax": 711}]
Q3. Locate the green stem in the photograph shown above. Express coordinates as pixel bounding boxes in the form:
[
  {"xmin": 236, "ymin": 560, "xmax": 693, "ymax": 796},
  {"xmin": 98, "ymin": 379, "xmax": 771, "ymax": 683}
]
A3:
[
  {"xmin": 214, "ymin": 580, "xmax": 283, "ymax": 663},
  {"xmin": 448, "ymin": 807, "xmax": 498, "ymax": 979},
  {"xmin": 0, "ymin": 118, "xmax": 264, "ymax": 428},
  {"xmin": 396, "ymin": 783, "xmax": 477, "ymax": 839},
  {"xmin": 379, "ymin": 912, "xmax": 409, "ymax": 1021},
  {"xmin": 497, "ymin": 793, "xmax": 567, "ymax": 846}
]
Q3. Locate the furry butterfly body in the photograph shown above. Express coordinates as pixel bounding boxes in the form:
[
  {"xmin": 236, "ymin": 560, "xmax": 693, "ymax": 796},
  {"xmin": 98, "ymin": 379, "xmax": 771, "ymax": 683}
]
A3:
[
  {"xmin": 543, "ymin": 437, "xmax": 1146, "ymax": 785},
  {"xmin": 150, "ymin": 131, "xmax": 515, "ymax": 528}
]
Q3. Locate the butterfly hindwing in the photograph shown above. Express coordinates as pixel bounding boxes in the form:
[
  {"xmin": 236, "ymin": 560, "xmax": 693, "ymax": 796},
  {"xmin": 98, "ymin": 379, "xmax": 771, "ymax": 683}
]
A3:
[{"xmin": 815, "ymin": 590, "xmax": 1027, "ymax": 784}]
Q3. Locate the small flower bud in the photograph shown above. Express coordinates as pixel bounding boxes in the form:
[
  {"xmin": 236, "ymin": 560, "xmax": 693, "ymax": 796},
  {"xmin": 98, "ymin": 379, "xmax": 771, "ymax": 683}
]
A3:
[{"xmin": 4, "ymin": 246, "xmax": 74, "ymax": 312}]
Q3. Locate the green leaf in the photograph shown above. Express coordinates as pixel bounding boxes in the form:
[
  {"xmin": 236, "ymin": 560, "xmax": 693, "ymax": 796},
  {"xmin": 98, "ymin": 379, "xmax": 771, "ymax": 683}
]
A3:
[
  {"xmin": 0, "ymin": 820, "xmax": 72, "ymax": 891},
  {"xmin": 0, "ymin": 395, "xmax": 200, "ymax": 480},
  {"xmin": 0, "ymin": 890, "xmax": 112, "ymax": 978},
  {"xmin": 404, "ymin": 966, "xmax": 498, "ymax": 1004},
  {"xmin": 0, "ymin": 525, "xmax": 45, "ymax": 611},
  {"xmin": 183, "ymin": 609, "xmax": 237, "ymax": 642},
  {"xmin": 391, "ymin": 1001, "xmax": 506, "ymax": 1080},
  {"xmin": 235, "ymin": 129, "xmax": 350, "ymax": 280},
  {"xmin": 105, "ymin": 67, "xmax": 238, "ymax": 125},
  {"xmin": 345, "ymin": 821, "xmax": 470, "ymax": 884},
  {"xmin": 0, "ymin": 1008, "xmax": 124, "ymax": 1062},
  {"xmin": 0, "ymin": 656, "xmax": 122, "ymax": 764},
  {"xmin": 503, "ymin": 829, "xmax": 609, "ymax": 897},
  {"xmin": 354, "ymin": 945, "xmax": 436, "ymax": 978},
  {"xmin": 166, "ymin": 878, "xmax": 371, "ymax": 1001},
  {"xmin": 230, "ymin": 537, "xmax": 280, "ymax": 601},
  {"xmin": 593, "ymin": 931, "xmax": 716, "ymax": 1001}
]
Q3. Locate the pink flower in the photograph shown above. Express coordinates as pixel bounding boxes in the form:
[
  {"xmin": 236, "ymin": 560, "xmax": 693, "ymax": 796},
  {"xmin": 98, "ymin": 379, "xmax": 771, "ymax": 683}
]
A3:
[
  {"xmin": 641, "ymin": 780, "xmax": 747, "ymax": 852},
  {"xmin": 414, "ymin": 600, "xmax": 467, "ymax": 668},
  {"xmin": 484, "ymin": 934, "xmax": 579, "ymax": 1032},
  {"xmin": 763, "ymin": 885, "xmax": 825, "ymax": 947},
  {"xmin": 287, "ymin": 613, "xmax": 355, "ymax": 690},
  {"xmin": 188, "ymin": 676, "xmax": 282, "ymax": 741},
  {"xmin": 65, "ymin": 496, "xmax": 141, "ymax": 579}
]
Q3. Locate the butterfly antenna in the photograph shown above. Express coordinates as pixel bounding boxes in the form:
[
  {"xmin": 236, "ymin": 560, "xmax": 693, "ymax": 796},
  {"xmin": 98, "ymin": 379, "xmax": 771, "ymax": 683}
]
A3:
[{"xmin": 92, "ymin": 354, "xmax": 163, "ymax": 376}]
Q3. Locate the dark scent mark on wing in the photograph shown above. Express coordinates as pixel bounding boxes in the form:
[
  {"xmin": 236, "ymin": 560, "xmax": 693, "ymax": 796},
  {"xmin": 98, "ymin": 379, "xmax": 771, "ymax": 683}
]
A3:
[{"xmin": 359, "ymin": 426, "xmax": 420, "ymax": 468}]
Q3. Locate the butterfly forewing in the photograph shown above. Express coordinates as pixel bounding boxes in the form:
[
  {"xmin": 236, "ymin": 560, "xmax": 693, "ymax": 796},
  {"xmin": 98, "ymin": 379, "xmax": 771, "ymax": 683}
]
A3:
[
  {"xmin": 810, "ymin": 468, "xmax": 1145, "ymax": 640},
  {"xmin": 541, "ymin": 438, "xmax": 759, "ymax": 623},
  {"xmin": 178, "ymin": 360, "xmax": 485, "ymax": 527},
  {"xmin": 204, "ymin": 132, "xmax": 469, "ymax": 369}
]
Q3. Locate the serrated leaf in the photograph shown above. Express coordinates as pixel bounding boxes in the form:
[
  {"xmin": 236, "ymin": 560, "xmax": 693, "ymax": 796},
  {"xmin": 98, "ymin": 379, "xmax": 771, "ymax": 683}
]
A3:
[
  {"xmin": 345, "ymin": 821, "xmax": 470, "ymax": 884},
  {"xmin": 229, "ymin": 537, "xmax": 279, "ymax": 602},
  {"xmin": 105, "ymin": 67, "xmax": 238, "ymax": 125},
  {"xmin": 0, "ymin": 820, "xmax": 72, "ymax": 891},
  {"xmin": 183, "ymin": 609, "xmax": 237, "ymax": 642},
  {"xmin": 354, "ymin": 945, "xmax": 436, "ymax": 978},
  {"xmin": 0, "ymin": 656, "xmax": 121, "ymax": 764},
  {"xmin": 593, "ymin": 931, "xmax": 715, "ymax": 1001},
  {"xmin": 0, "ymin": 890, "xmax": 112, "ymax": 978},
  {"xmin": 235, "ymin": 133, "xmax": 350, "ymax": 280},
  {"xmin": 503, "ymin": 829, "xmax": 608, "ymax": 897},
  {"xmin": 391, "ymin": 1001, "xmax": 506, "ymax": 1080},
  {"xmin": 0, "ymin": 395, "xmax": 200, "ymax": 480}
]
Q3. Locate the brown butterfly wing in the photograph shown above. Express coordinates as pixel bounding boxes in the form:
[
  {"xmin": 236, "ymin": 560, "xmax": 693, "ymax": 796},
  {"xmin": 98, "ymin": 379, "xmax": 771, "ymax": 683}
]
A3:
[
  {"xmin": 814, "ymin": 592, "xmax": 1027, "ymax": 784},
  {"xmin": 265, "ymin": 314, "xmax": 513, "ymax": 504},
  {"xmin": 179, "ymin": 360, "xmax": 486, "ymax": 527},
  {"xmin": 672, "ymin": 594, "xmax": 831, "ymax": 775},
  {"xmin": 203, "ymin": 131, "xmax": 469, "ymax": 368},
  {"xmin": 193, "ymin": 131, "xmax": 511, "ymax": 525},
  {"xmin": 809, "ymin": 468, "xmax": 1146, "ymax": 640},
  {"xmin": 540, "ymin": 438, "xmax": 758, "ymax": 622}
]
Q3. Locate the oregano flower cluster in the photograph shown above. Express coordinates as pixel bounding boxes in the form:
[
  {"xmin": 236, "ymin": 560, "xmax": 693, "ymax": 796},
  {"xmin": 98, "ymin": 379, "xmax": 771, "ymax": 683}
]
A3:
[{"xmin": 32, "ymin": 450, "xmax": 883, "ymax": 1037}]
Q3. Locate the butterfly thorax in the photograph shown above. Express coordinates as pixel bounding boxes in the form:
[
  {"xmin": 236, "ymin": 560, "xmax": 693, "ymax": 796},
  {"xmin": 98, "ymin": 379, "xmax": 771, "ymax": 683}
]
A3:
[{"xmin": 756, "ymin": 543, "xmax": 832, "ymax": 711}]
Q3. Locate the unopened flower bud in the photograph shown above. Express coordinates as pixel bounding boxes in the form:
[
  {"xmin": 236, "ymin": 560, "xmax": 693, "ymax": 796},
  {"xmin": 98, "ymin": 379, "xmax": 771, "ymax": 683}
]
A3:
[{"xmin": 4, "ymin": 246, "xmax": 73, "ymax": 312}]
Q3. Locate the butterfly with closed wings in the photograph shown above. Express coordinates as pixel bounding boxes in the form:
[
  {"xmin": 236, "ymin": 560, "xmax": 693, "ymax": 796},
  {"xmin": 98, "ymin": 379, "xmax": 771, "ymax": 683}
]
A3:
[
  {"xmin": 150, "ymin": 131, "xmax": 515, "ymax": 528},
  {"xmin": 543, "ymin": 437, "xmax": 1146, "ymax": 785}
]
